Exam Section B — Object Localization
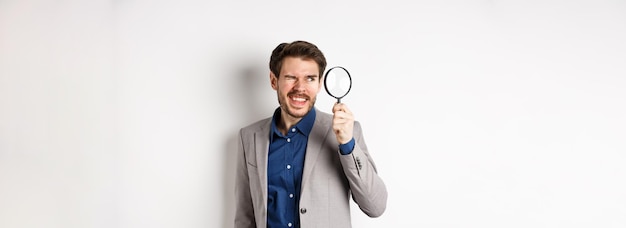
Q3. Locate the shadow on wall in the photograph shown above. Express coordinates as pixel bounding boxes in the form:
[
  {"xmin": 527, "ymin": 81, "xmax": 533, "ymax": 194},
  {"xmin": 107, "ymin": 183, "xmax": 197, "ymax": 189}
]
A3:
[{"xmin": 221, "ymin": 61, "xmax": 270, "ymax": 228}]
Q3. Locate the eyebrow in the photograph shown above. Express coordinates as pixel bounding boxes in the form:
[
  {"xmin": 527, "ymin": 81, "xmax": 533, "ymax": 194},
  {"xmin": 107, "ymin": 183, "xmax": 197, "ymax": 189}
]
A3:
[{"xmin": 283, "ymin": 74, "xmax": 318, "ymax": 78}]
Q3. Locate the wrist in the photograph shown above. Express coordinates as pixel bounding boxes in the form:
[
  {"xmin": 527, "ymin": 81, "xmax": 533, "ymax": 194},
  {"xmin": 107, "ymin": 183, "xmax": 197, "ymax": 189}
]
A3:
[{"xmin": 339, "ymin": 138, "xmax": 355, "ymax": 155}]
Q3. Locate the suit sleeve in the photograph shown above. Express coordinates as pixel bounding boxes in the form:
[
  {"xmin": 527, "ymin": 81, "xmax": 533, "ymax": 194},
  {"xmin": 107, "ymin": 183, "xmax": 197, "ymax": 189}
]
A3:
[
  {"xmin": 234, "ymin": 129, "xmax": 256, "ymax": 228},
  {"xmin": 338, "ymin": 121, "xmax": 388, "ymax": 217}
]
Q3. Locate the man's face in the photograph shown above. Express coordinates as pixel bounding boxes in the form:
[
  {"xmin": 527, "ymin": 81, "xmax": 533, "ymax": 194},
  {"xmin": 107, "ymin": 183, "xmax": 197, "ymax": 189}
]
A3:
[{"xmin": 271, "ymin": 56, "xmax": 322, "ymax": 120}]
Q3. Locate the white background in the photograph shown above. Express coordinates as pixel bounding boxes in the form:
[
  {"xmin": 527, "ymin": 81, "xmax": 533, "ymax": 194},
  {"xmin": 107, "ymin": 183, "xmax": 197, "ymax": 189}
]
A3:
[{"xmin": 1, "ymin": 0, "xmax": 625, "ymax": 227}]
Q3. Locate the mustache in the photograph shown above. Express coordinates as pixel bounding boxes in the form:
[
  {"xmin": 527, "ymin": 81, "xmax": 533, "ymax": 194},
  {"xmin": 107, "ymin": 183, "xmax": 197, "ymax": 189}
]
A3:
[{"xmin": 287, "ymin": 92, "xmax": 310, "ymax": 100}]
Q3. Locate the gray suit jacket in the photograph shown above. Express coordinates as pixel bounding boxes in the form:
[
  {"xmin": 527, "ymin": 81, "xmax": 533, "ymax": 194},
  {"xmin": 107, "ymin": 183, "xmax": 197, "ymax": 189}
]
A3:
[{"xmin": 234, "ymin": 108, "xmax": 387, "ymax": 228}]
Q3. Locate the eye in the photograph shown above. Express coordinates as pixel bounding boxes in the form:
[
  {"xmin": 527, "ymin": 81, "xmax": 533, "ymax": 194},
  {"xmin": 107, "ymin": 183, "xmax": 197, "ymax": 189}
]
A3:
[
  {"xmin": 307, "ymin": 76, "xmax": 317, "ymax": 82},
  {"xmin": 284, "ymin": 75, "xmax": 296, "ymax": 81}
]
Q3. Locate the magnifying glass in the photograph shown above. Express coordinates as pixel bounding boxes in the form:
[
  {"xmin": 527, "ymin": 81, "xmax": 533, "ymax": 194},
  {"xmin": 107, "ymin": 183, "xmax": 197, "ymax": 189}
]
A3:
[{"xmin": 324, "ymin": 66, "xmax": 352, "ymax": 103}]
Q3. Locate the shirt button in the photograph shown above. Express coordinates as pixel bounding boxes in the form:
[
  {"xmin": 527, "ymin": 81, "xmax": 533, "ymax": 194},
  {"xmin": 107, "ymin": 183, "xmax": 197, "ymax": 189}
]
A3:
[
  {"xmin": 288, "ymin": 222, "xmax": 292, "ymax": 227},
  {"xmin": 300, "ymin": 208, "xmax": 307, "ymax": 214},
  {"xmin": 289, "ymin": 193, "xmax": 294, "ymax": 198},
  {"xmin": 286, "ymin": 165, "xmax": 291, "ymax": 170},
  {"xmin": 286, "ymin": 138, "xmax": 291, "ymax": 142},
  {"xmin": 291, "ymin": 128, "xmax": 296, "ymax": 132}
]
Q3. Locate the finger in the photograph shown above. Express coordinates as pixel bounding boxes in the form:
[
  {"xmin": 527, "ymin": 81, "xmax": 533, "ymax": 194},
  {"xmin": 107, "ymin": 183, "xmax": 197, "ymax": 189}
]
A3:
[
  {"xmin": 333, "ymin": 117, "xmax": 346, "ymax": 126},
  {"xmin": 335, "ymin": 108, "xmax": 353, "ymax": 119},
  {"xmin": 332, "ymin": 103, "xmax": 343, "ymax": 113},
  {"xmin": 338, "ymin": 103, "xmax": 350, "ymax": 113},
  {"xmin": 343, "ymin": 105, "xmax": 352, "ymax": 114},
  {"xmin": 333, "ymin": 112, "xmax": 351, "ymax": 122}
]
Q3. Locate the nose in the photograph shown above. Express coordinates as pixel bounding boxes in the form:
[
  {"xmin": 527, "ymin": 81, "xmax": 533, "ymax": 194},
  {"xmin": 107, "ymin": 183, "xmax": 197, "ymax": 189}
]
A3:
[{"xmin": 293, "ymin": 78, "xmax": 305, "ymax": 91}]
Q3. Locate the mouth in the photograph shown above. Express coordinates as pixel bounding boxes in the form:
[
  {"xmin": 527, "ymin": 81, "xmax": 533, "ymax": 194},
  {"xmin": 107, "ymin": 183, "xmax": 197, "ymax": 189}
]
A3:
[{"xmin": 288, "ymin": 94, "xmax": 309, "ymax": 106}]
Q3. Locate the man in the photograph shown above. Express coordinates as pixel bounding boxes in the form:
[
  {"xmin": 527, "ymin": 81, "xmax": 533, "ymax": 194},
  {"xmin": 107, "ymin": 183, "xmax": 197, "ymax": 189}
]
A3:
[{"xmin": 235, "ymin": 40, "xmax": 387, "ymax": 228}]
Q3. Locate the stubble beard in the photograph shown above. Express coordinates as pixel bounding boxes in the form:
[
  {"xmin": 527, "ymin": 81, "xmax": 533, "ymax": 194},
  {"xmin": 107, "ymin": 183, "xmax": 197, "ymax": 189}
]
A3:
[{"xmin": 278, "ymin": 91, "xmax": 316, "ymax": 119}]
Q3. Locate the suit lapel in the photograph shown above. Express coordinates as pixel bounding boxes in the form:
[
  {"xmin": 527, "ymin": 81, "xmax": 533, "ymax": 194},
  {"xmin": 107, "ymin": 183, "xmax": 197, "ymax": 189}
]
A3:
[
  {"xmin": 254, "ymin": 120, "xmax": 271, "ymax": 205},
  {"xmin": 301, "ymin": 109, "xmax": 332, "ymax": 191}
]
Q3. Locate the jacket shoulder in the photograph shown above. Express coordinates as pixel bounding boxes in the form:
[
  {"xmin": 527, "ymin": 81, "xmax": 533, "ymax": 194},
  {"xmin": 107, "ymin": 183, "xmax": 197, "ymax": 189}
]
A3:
[
  {"xmin": 314, "ymin": 108, "xmax": 333, "ymax": 123},
  {"xmin": 240, "ymin": 117, "xmax": 271, "ymax": 135}
]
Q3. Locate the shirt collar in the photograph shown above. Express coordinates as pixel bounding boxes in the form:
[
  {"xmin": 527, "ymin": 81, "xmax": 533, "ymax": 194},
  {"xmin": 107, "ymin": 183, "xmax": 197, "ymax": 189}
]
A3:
[{"xmin": 270, "ymin": 107, "xmax": 316, "ymax": 140}]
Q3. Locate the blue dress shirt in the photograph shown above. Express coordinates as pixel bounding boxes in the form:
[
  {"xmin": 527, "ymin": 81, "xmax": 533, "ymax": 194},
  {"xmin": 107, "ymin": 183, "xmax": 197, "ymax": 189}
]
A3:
[{"xmin": 267, "ymin": 107, "xmax": 354, "ymax": 228}]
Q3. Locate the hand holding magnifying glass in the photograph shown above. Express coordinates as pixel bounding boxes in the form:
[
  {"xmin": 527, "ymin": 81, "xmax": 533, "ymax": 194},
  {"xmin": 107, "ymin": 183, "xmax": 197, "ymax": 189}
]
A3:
[{"xmin": 324, "ymin": 66, "xmax": 355, "ymax": 144}]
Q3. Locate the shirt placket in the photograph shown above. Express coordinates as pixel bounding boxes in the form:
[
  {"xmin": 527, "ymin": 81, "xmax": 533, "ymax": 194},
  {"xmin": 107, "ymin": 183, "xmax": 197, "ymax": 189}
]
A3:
[{"xmin": 284, "ymin": 127, "xmax": 297, "ymax": 227}]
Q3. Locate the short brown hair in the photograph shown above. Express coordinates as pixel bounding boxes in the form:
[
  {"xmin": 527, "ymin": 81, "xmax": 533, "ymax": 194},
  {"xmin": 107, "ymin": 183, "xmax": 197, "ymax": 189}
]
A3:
[{"xmin": 269, "ymin": 40, "xmax": 327, "ymax": 79}]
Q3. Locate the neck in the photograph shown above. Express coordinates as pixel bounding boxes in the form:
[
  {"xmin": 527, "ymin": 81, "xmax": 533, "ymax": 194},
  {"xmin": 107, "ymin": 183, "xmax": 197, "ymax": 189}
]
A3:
[{"xmin": 278, "ymin": 111, "xmax": 302, "ymax": 135}]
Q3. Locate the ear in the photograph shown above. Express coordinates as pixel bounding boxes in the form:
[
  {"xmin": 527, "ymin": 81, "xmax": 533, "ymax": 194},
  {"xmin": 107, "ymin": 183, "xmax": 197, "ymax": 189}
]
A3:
[{"xmin": 270, "ymin": 72, "xmax": 278, "ymax": 90}]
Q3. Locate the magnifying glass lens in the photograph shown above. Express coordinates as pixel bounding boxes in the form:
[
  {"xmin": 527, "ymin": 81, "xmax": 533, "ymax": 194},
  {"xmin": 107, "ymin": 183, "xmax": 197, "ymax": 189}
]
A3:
[{"xmin": 324, "ymin": 66, "xmax": 352, "ymax": 103}]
